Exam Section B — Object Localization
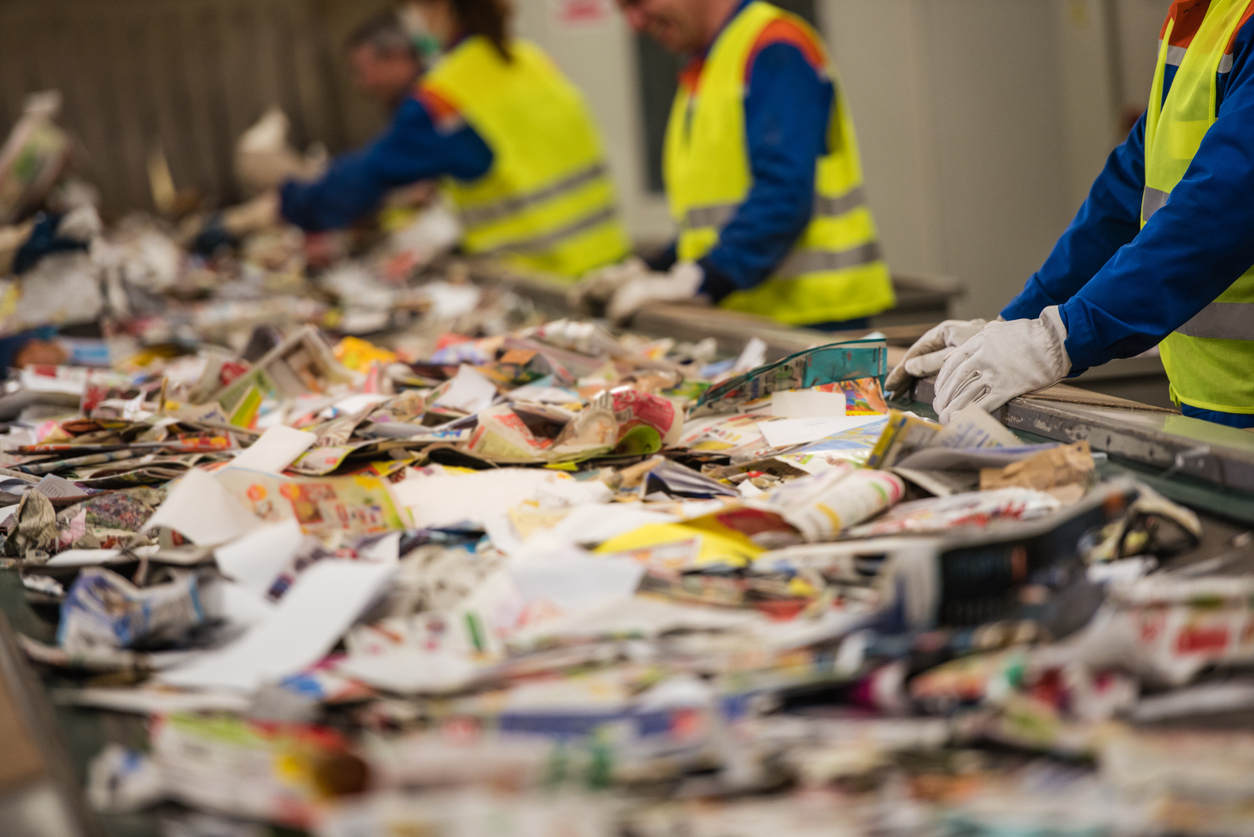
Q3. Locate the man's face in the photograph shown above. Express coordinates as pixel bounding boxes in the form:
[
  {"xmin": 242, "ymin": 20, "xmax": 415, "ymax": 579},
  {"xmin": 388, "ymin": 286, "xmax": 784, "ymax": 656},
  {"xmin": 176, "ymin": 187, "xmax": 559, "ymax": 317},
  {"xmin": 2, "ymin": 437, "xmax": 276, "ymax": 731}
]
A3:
[
  {"xmin": 617, "ymin": 0, "xmax": 705, "ymax": 54},
  {"xmin": 349, "ymin": 44, "xmax": 419, "ymax": 108}
]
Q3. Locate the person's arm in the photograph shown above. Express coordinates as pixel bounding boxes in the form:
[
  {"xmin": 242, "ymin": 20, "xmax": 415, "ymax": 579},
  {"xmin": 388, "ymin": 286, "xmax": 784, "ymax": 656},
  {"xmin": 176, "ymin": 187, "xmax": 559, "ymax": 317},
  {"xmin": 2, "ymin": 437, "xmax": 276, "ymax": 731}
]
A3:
[
  {"xmin": 1057, "ymin": 35, "xmax": 1254, "ymax": 372},
  {"xmin": 999, "ymin": 117, "xmax": 1146, "ymax": 322},
  {"xmin": 696, "ymin": 28, "xmax": 832, "ymax": 301},
  {"xmin": 279, "ymin": 91, "xmax": 492, "ymax": 232}
]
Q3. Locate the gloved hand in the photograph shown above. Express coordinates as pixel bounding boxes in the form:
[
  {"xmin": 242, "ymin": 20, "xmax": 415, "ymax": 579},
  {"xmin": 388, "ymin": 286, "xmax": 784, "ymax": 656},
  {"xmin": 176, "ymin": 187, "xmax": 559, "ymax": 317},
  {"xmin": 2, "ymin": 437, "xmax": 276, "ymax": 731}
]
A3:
[
  {"xmin": 568, "ymin": 256, "xmax": 649, "ymax": 315},
  {"xmin": 606, "ymin": 261, "xmax": 708, "ymax": 325},
  {"xmin": 188, "ymin": 191, "xmax": 281, "ymax": 257},
  {"xmin": 234, "ymin": 108, "xmax": 326, "ymax": 196},
  {"xmin": 933, "ymin": 306, "xmax": 1071, "ymax": 424},
  {"xmin": 885, "ymin": 318, "xmax": 988, "ymax": 396}
]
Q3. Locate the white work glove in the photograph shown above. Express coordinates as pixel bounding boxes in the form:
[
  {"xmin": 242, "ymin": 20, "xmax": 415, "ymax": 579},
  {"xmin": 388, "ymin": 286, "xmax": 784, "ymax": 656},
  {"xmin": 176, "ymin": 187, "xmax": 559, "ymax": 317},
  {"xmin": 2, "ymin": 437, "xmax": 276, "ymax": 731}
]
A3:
[
  {"xmin": 606, "ymin": 261, "xmax": 708, "ymax": 326},
  {"xmin": 933, "ymin": 306, "xmax": 1071, "ymax": 424},
  {"xmin": 885, "ymin": 318, "xmax": 988, "ymax": 396},
  {"xmin": 390, "ymin": 199, "xmax": 462, "ymax": 263},
  {"xmin": 568, "ymin": 256, "xmax": 649, "ymax": 314},
  {"xmin": 234, "ymin": 108, "xmax": 327, "ymax": 195},
  {"xmin": 56, "ymin": 205, "xmax": 103, "ymax": 243}
]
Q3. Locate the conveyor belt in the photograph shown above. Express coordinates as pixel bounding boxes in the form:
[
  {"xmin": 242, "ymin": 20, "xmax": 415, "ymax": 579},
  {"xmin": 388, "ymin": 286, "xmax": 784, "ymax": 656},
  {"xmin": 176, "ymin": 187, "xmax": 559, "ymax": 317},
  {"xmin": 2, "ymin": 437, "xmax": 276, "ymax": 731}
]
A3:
[
  {"xmin": 473, "ymin": 260, "xmax": 1254, "ymax": 508},
  {"xmin": 3, "ymin": 258, "xmax": 1250, "ymax": 837}
]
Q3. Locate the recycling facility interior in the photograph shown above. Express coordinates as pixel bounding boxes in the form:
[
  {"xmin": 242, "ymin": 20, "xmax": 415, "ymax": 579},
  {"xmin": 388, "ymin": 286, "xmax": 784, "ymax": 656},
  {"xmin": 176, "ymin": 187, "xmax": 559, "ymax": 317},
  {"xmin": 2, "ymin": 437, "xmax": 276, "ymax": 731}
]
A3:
[{"xmin": 4, "ymin": 2, "xmax": 1254, "ymax": 837}]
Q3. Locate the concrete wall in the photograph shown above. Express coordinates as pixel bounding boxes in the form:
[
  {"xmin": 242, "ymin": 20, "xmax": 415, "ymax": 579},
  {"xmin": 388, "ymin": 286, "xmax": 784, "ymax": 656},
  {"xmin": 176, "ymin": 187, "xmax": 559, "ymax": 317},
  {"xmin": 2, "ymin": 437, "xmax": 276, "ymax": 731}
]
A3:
[
  {"xmin": 818, "ymin": 0, "xmax": 1126, "ymax": 318},
  {"xmin": 0, "ymin": 0, "xmax": 394, "ymax": 215}
]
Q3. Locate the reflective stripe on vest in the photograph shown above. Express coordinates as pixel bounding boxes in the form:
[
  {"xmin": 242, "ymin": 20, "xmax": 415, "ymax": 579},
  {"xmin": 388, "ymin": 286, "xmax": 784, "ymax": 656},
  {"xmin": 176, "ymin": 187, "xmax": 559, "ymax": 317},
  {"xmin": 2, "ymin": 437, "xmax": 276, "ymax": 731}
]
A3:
[
  {"xmin": 662, "ymin": 2, "xmax": 895, "ymax": 326},
  {"xmin": 1143, "ymin": 0, "xmax": 1254, "ymax": 414},
  {"xmin": 1141, "ymin": 186, "xmax": 1170, "ymax": 221},
  {"xmin": 777, "ymin": 242, "xmax": 882, "ymax": 279},
  {"xmin": 1160, "ymin": 41, "xmax": 1234, "ymax": 72},
  {"xmin": 459, "ymin": 163, "xmax": 610, "ymax": 228},
  {"xmin": 477, "ymin": 206, "xmax": 619, "ymax": 257},
  {"xmin": 681, "ymin": 185, "xmax": 870, "ymax": 233},
  {"xmin": 423, "ymin": 38, "xmax": 631, "ymax": 279},
  {"xmin": 1177, "ymin": 301, "xmax": 1254, "ymax": 340}
]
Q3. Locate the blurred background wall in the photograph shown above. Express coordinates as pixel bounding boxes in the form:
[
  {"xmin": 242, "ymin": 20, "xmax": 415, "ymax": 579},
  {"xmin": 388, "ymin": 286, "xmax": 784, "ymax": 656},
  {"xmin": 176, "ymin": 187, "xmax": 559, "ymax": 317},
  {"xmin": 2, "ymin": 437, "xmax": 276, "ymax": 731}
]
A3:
[
  {"xmin": 0, "ymin": 0, "xmax": 1170, "ymax": 318},
  {"xmin": 0, "ymin": 0, "xmax": 394, "ymax": 213}
]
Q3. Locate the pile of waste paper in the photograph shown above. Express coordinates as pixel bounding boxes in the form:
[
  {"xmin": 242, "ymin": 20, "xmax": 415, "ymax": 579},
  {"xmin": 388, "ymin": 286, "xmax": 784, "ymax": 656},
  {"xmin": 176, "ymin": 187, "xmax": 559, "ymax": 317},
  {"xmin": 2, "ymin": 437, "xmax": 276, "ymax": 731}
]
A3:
[{"xmin": 0, "ymin": 107, "xmax": 1252, "ymax": 837}]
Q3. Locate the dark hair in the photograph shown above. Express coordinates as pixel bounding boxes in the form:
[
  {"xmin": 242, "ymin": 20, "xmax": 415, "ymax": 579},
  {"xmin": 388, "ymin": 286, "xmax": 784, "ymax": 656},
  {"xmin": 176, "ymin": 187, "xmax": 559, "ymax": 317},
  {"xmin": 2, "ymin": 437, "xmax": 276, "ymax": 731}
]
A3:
[
  {"xmin": 450, "ymin": 0, "xmax": 513, "ymax": 62},
  {"xmin": 347, "ymin": 10, "xmax": 419, "ymax": 60}
]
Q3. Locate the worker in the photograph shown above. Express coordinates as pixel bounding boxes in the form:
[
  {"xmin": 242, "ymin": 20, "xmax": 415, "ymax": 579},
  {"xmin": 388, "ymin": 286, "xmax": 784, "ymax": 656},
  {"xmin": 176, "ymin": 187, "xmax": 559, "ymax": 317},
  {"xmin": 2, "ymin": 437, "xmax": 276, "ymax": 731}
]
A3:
[
  {"xmin": 347, "ymin": 10, "xmax": 425, "ymax": 113},
  {"xmin": 276, "ymin": 0, "xmax": 631, "ymax": 279},
  {"xmin": 889, "ymin": 0, "xmax": 1254, "ymax": 429},
  {"xmin": 590, "ymin": 0, "xmax": 896, "ymax": 330},
  {"xmin": 232, "ymin": 12, "xmax": 418, "ymax": 200}
]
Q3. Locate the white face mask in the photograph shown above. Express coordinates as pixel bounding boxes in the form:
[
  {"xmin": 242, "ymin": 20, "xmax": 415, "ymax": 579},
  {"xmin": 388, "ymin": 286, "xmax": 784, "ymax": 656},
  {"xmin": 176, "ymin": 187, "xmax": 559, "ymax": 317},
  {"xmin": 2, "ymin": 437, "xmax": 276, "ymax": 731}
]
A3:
[{"xmin": 399, "ymin": 2, "xmax": 445, "ymax": 62}]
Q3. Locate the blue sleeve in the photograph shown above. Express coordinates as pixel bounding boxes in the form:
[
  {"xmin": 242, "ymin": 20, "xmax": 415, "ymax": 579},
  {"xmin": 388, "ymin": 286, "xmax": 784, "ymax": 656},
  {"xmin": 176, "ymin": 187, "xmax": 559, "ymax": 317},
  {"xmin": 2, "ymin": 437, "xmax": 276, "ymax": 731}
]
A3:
[
  {"xmin": 697, "ymin": 43, "xmax": 831, "ymax": 301},
  {"xmin": 279, "ymin": 97, "xmax": 493, "ymax": 232},
  {"xmin": 999, "ymin": 116, "xmax": 1146, "ymax": 323},
  {"xmin": 1057, "ymin": 34, "xmax": 1254, "ymax": 371}
]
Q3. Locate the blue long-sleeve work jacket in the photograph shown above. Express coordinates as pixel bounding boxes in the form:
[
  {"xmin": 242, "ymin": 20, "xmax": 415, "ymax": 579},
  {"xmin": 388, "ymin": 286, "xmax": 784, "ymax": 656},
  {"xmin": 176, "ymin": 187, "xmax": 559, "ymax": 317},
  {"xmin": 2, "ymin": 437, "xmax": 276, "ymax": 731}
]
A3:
[
  {"xmin": 279, "ymin": 83, "xmax": 493, "ymax": 232},
  {"xmin": 1002, "ymin": 3, "xmax": 1254, "ymax": 399},
  {"xmin": 647, "ymin": 0, "xmax": 840, "ymax": 304}
]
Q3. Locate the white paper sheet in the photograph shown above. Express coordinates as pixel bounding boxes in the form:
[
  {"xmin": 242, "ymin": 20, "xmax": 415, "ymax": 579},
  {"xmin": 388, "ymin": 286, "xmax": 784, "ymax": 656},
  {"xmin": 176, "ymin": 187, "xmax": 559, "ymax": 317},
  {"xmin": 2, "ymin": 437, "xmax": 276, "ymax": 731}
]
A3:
[
  {"xmin": 53, "ymin": 686, "xmax": 253, "ymax": 716},
  {"xmin": 214, "ymin": 579, "xmax": 276, "ymax": 629},
  {"xmin": 488, "ymin": 502, "xmax": 678, "ymax": 559},
  {"xmin": 324, "ymin": 393, "xmax": 391, "ymax": 418},
  {"xmin": 160, "ymin": 560, "xmax": 394, "ymax": 692},
  {"xmin": 768, "ymin": 390, "xmax": 847, "ymax": 419},
  {"xmin": 529, "ymin": 504, "xmax": 682, "ymax": 557},
  {"xmin": 506, "ymin": 378, "xmax": 581, "ymax": 405},
  {"xmin": 356, "ymin": 530, "xmax": 402, "ymax": 564},
  {"xmin": 758, "ymin": 415, "xmax": 885, "ymax": 449},
  {"xmin": 933, "ymin": 405, "xmax": 1020, "ymax": 449},
  {"xmin": 45, "ymin": 545, "xmax": 163, "ymax": 568},
  {"xmin": 731, "ymin": 337, "xmax": 768, "ymax": 374},
  {"xmin": 34, "ymin": 474, "xmax": 89, "ymax": 498},
  {"xmin": 433, "ymin": 364, "xmax": 497, "ymax": 414},
  {"xmin": 509, "ymin": 551, "xmax": 645, "ymax": 615},
  {"xmin": 509, "ymin": 596, "xmax": 761, "ymax": 648},
  {"xmin": 21, "ymin": 365, "xmax": 88, "ymax": 394},
  {"xmin": 530, "ymin": 504, "xmax": 677, "ymax": 554},
  {"xmin": 230, "ymin": 425, "xmax": 317, "ymax": 474},
  {"xmin": 335, "ymin": 650, "xmax": 482, "ymax": 695},
  {"xmin": 47, "ymin": 549, "xmax": 123, "ymax": 567},
  {"xmin": 142, "ymin": 468, "xmax": 264, "ymax": 547},
  {"xmin": 393, "ymin": 468, "xmax": 610, "ymax": 530},
  {"xmin": 213, "ymin": 518, "xmax": 304, "ymax": 596}
]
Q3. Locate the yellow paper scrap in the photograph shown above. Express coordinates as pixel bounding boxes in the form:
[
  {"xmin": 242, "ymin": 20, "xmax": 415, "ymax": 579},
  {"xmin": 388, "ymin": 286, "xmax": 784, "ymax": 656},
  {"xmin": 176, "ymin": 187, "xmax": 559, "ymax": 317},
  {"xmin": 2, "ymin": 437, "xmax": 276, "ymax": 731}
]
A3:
[{"xmin": 595, "ymin": 521, "xmax": 764, "ymax": 569}]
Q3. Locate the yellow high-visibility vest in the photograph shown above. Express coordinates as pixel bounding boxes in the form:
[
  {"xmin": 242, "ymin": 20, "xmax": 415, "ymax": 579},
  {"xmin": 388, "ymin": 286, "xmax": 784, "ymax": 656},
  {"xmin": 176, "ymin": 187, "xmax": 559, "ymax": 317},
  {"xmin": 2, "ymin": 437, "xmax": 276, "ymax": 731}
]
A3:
[
  {"xmin": 664, "ymin": 1, "xmax": 895, "ymax": 326},
  {"xmin": 1145, "ymin": 0, "xmax": 1254, "ymax": 413},
  {"xmin": 424, "ymin": 37, "xmax": 631, "ymax": 280}
]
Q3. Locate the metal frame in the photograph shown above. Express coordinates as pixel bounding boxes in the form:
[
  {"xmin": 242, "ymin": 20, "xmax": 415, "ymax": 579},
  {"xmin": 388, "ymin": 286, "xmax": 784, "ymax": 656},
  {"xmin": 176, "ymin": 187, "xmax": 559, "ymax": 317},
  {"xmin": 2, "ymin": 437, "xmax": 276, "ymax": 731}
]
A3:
[{"xmin": 912, "ymin": 378, "xmax": 1254, "ymax": 495}]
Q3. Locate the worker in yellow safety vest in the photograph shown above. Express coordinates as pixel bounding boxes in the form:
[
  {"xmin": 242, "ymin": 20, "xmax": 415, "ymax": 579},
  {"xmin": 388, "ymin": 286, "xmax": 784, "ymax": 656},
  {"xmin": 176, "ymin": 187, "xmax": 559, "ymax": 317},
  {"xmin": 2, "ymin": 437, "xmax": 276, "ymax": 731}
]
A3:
[
  {"xmin": 889, "ymin": 0, "xmax": 1254, "ymax": 429},
  {"xmin": 578, "ymin": 0, "xmax": 895, "ymax": 331},
  {"xmin": 250, "ymin": 0, "xmax": 632, "ymax": 279}
]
